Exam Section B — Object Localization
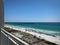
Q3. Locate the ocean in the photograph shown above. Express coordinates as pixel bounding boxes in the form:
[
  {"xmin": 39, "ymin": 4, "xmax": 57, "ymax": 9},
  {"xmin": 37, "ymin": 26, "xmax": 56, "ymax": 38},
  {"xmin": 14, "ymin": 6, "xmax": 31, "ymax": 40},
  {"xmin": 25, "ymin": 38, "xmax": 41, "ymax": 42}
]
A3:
[{"xmin": 5, "ymin": 22, "xmax": 60, "ymax": 36}]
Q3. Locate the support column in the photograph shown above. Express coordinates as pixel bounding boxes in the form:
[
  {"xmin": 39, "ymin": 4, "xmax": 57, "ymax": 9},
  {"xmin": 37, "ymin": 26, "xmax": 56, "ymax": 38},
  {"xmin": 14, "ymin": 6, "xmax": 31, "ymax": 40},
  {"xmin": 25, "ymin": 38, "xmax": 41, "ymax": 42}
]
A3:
[{"xmin": 0, "ymin": 0, "xmax": 4, "ymax": 45}]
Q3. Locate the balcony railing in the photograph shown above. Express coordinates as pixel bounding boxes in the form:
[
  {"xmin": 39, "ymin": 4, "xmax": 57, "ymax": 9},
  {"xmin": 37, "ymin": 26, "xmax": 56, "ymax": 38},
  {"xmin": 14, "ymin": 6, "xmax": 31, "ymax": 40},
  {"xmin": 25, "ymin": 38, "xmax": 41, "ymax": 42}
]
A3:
[{"xmin": 1, "ymin": 28, "xmax": 29, "ymax": 45}]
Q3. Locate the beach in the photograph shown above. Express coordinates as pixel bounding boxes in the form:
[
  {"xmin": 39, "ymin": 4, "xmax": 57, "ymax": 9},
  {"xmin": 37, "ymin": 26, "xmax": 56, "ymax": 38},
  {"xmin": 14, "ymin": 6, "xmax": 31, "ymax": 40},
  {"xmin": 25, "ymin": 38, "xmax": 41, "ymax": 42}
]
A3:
[{"xmin": 4, "ymin": 25, "xmax": 60, "ymax": 45}]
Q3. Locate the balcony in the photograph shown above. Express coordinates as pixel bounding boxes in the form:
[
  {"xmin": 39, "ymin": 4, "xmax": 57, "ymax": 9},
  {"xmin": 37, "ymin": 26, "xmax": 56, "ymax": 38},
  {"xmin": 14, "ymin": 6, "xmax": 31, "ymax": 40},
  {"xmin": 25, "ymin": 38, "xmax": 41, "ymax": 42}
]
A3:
[{"xmin": 1, "ymin": 28, "xmax": 29, "ymax": 45}]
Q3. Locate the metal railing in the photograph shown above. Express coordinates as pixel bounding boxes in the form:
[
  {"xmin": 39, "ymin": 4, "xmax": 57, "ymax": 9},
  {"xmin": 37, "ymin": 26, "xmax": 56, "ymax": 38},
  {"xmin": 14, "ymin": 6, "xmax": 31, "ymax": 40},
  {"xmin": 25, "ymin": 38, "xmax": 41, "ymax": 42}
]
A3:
[{"xmin": 1, "ymin": 28, "xmax": 29, "ymax": 45}]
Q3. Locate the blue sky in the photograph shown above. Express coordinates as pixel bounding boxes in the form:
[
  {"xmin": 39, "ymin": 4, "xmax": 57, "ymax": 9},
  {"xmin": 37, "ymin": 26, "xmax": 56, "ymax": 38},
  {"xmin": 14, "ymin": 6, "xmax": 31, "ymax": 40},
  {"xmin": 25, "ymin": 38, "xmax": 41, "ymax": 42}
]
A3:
[{"xmin": 4, "ymin": 0, "xmax": 60, "ymax": 22}]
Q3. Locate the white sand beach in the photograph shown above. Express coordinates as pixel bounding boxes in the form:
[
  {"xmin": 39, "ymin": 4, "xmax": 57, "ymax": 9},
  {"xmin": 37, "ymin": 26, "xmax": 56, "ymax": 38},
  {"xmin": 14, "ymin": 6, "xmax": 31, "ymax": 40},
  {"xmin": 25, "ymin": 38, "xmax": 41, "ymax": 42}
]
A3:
[{"xmin": 4, "ymin": 25, "xmax": 60, "ymax": 45}]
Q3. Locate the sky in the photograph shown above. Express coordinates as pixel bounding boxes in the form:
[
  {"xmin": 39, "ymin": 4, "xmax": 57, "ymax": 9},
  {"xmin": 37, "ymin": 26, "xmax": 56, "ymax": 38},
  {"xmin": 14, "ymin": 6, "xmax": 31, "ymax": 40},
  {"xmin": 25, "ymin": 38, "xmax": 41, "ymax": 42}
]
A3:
[{"xmin": 4, "ymin": 0, "xmax": 60, "ymax": 22}]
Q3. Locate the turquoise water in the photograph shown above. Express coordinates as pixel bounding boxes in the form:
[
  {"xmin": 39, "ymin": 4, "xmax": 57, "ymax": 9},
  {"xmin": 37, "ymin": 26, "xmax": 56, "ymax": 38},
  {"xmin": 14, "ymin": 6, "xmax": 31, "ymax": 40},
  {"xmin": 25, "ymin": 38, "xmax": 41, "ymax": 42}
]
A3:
[{"xmin": 5, "ymin": 22, "xmax": 60, "ymax": 36}]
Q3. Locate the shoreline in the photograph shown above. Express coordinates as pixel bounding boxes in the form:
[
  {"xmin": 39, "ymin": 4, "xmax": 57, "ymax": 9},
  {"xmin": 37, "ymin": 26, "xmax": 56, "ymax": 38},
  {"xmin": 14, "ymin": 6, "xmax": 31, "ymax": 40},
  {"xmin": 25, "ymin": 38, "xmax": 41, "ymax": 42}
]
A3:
[
  {"xmin": 4, "ymin": 25, "xmax": 60, "ymax": 45},
  {"xmin": 4, "ymin": 24, "xmax": 60, "ymax": 36}
]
